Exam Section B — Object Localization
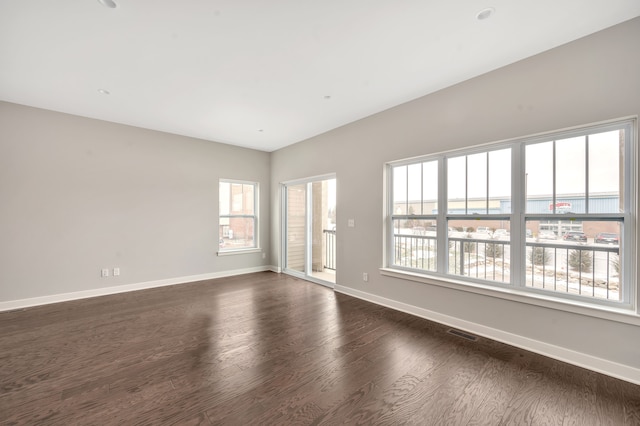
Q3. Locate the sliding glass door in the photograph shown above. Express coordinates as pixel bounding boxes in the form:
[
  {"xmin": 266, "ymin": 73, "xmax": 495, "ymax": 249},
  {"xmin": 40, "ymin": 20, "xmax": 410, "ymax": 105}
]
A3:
[{"xmin": 283, "ymin": 176, "xmax": 336, "ymax": 286}]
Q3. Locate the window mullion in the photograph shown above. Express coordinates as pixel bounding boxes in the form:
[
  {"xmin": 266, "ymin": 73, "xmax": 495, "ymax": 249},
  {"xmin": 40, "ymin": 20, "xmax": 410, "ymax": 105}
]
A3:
[
  {"xmin": 486, "ymin": 152, "xmax": 490, "ymax": 215},
  {"xmin": 437, "ymin": 156, "xmax": 448, "ymax": 273},
  {"xmin": 585, "ymin": 135, "xmax": 590, "ymax": 214},
  {"xmin": 552, "ymin": 140, "xmax": 557, "ymax": 214},
  {"xmin": 465, "ymin": 156, "xmax": 468, "ymax": 214},
  {"xmin": 511, "ymin": 143, "xmax": 524, "ymax": 288},
  {"xmin": 420, "ymin": 162, "xmax": 424, "ymax": 215}
]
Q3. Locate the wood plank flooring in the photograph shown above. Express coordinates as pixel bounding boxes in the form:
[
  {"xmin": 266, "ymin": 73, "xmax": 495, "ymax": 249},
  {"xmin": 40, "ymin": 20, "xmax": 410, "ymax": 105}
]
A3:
[{"xmin": 1, "ymin": 272, "xmax": 639, "ymax": 425}]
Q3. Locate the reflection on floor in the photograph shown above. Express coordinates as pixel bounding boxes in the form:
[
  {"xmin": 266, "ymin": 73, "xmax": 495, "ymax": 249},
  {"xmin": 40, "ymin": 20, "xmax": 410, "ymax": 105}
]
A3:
[{"xmin": 311, "ymin": 268, "xmax": 336, "ymax": 284}]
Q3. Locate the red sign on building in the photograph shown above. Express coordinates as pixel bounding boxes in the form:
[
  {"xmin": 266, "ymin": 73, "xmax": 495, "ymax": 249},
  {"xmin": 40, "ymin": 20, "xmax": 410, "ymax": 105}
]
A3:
[{"xmin": 549, "ymin": 202, "xmax": 572, "ymax": 212}]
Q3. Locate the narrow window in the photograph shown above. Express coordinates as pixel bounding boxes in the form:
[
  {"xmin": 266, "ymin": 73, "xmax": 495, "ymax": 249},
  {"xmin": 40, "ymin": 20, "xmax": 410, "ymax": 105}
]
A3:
[{"xmin": 219, "ymin": 180, "xmax": 258, "ymax": 251}]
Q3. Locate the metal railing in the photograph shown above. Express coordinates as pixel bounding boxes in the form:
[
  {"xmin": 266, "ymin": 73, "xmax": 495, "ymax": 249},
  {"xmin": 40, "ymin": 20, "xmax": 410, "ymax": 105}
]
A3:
[
  {"xmin": 523, "ymin": 241, "xmax": 620, "ymax": 301},
  {"xmin": 324, "ymin": 229, "xmax": 336, "ymax": 270},
  {"xmin": 394, "ymin": 234, "xmax": 438, "ymax": 271},
  {"xmin": 393, "ymin": 234, "xmax": 620, "ymax": 301},
  {"xmin": 448, "ymin": 237, "xmax": 510, "ymax": 283}
]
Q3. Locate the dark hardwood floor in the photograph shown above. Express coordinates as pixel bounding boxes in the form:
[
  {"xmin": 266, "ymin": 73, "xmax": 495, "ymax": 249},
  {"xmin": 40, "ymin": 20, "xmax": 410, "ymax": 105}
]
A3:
[{"xmin": 1, "ymin": 272, "xmax": 639, "ymax": 425}]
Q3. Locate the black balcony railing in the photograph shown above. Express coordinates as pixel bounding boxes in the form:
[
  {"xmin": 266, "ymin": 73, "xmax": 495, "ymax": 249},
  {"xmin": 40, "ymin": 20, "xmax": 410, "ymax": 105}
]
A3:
[
  {"xmin": 393, "ymin": 233, "xmax": 621, "ymax": 301},
  {"xmin": 324, "ymin": 229, "xmax": 336, "ymax": 270}
]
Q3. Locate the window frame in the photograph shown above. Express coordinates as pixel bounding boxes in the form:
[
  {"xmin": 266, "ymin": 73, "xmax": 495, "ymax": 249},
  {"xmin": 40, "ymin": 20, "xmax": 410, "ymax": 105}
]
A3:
[
  {"xmin": 218, "ymin": 179, "xmax": 260, "ymax": 255},
  {"xmin": 385, "ymin": 118, "xmax": 636, "ymax": 314}
]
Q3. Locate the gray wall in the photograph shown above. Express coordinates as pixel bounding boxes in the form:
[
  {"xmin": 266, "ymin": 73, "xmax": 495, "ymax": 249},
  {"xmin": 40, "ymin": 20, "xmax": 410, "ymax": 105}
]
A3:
[
  {"xmin": 0, "ymin": 102, "xmax": 270, "ymax": 302},
  {"xmin": 270, "ymin": 18, "xmax": 640, "ymax": 373}
]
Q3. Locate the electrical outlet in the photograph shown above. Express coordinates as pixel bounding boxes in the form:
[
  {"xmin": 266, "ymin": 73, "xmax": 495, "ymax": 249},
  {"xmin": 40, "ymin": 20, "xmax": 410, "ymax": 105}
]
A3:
[
  {"xmin": 101, "ymin": 268, "xmax": 109, "ymax": 278},
  {"xmin": 363, "ymin": 272, "xmax": 369, "ymax": 282},
  {"xmin": 348, "ymin": 219, "xmax": 355, "ymax": 228},
  {"xmin": 113, "ymin": 267, "xmax": 120, "ymax": 276}
]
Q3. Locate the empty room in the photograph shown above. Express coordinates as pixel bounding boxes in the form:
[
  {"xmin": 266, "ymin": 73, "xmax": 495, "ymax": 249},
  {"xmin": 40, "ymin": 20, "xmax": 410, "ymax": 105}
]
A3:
[{"xmin": 2, "ymin": 1, "xmax": 640, "ymax": 424}]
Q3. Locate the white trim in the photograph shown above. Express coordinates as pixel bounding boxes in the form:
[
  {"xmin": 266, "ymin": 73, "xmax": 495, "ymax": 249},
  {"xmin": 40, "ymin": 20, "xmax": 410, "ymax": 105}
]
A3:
[
  {"xmin": 380, "ymin": 267, "xmax": 640, "ymax": 326},
  {"xmin": 334, "ymin": 284, "xmax": 640, "ymax": 386},
  {"xmin": 0, "ymin": 266, "xmax": 271, "ymax": 312},
  {"xmin": 281, "ymin": 172, "xmax": 337, "ymax": 187},
  {"xmin": 217, "ymin": 248, "xmax": 262, "ymax": 256},
  {"xmin": 283, "ymin": 270, "xmax": 335, "ymax": 289},
  {"xmin": 219, "ymin": 179, "xmax": 260, "ymax": 251}
]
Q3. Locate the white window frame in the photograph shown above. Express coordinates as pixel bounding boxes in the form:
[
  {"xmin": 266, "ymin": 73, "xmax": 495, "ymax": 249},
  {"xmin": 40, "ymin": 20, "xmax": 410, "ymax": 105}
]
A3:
[
  {"xmin": 218, "ymin": 179, "xmax": 260, "ymax": 255},
  {"xmin": 383, "ymin": 118, "xmax": 637, "ymax": 320}
]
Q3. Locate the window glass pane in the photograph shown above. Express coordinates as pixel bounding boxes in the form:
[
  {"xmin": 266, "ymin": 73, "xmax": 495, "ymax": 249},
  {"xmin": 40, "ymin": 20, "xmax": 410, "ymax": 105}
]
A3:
[
  {"xmin": 286, "ymin": 184, "xmax": 306, "ymax": 271},
  {"xmin": 231, "ymin": 183, "xmax": 244, "ymax": 214},
  {"xmin": 242, "ymin": 184, "xmax": 254, "ymax": 215},
  {"xmin": 407, "ymin": 163, "xmax": 422, "ymax": 215},
  {"xmin": 392, "ymin": 218, "xmax": 437, "ymax": 271},
  {"xmin": 489, "ymin": 149, "xmax": 511, "ymax": 213},
  {"xmin": 219, "ymin": 181, "xmax": 230, "ymax": 215},
  {"xmin": 393, "ymin": 165, "xmax": 407, "ymax": 215},
  {"xmin": 589, "ymin": 130, "xmax": 623, "ymax": 213},
  {"xmin": 467, "ymin": 152, "xmax": 487, "ymax": 213},
  {"xmin": 524, "ymin": 219, "xmax": 621, "ymax": 301},
  {"xmin": 447, "ymin": 219, "xmax": 510, "ymax": 283},
  {"xmin": 526, "ymin": 141, "xmax": 553, "ymax": 213},
  {"xmin": 423, "ymin": 160, "xmax": 438, "ymax": 215},
  {"xmin": 447, "ymin": 156, "xmax": 466, "ymax": 213},
  {"xmin": 556, "ymin": 136, "xmax": 586, "ymax": 213},
  {"xmin": 222, "ymin": 217, "xmax": 255, "ymax": 249}
]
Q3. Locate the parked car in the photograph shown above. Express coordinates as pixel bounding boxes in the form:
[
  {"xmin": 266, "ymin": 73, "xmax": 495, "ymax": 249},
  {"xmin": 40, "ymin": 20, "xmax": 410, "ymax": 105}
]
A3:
[
  {"xmin": 475, "ymin": 227, "xmax": 493, "ymax": 238},
  {"xmin": 493, "ymin": 229, "xmax": 509, "ymax": 237},
  {"xmin": 538, "ymin": 231, "xmax": 557, "ymax": 240},
  {"xmin": 595, "ymin": 232, "xmax": 619, "ymax": 244},
  {"xmin": 562, "ymin": 231, "xmax": 587, "ymax": 242}
]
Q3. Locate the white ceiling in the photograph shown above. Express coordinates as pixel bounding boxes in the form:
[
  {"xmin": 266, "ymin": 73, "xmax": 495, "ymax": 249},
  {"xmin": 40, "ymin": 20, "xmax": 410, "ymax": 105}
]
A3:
[{"xmin": 2, "ymin": 1, "xmax": 639, "ymax": 152}]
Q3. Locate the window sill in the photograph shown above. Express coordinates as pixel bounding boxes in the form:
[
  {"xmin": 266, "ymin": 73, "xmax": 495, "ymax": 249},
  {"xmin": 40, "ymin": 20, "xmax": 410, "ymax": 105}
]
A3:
[
  {"xmin": 217, "ymin": 248, "xmax": 262, "ymax": 257},
  {"xmin": 379, "ymin": 267, "xmax": 640, "ymax": 326}
]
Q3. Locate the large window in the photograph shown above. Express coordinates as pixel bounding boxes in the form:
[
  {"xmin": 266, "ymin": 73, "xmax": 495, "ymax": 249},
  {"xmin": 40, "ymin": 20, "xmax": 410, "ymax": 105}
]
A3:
[
  {"xmin": 386, "ymin": 119, "xmax": 635, "ymax": 309},
  {"xmin": 219, "ymin": 180, "xmax": 258, "ymax": 252}
]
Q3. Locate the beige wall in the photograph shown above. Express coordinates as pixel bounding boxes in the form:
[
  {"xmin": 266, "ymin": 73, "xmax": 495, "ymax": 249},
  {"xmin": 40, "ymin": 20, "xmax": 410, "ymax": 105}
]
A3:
[
  {"xmin": 270, "ymin": 18, "xmax": 640, "ymax": 379},
  {"xmin": 0, "ymin": 102, "xmax": 271, "ymax": 302}
]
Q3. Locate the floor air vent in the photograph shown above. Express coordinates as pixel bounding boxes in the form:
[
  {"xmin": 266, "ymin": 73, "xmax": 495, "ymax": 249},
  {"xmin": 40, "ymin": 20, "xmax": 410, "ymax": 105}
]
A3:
[{"xmin": 447, "ymin": 328, "xmax": 478, "ymax": 341}]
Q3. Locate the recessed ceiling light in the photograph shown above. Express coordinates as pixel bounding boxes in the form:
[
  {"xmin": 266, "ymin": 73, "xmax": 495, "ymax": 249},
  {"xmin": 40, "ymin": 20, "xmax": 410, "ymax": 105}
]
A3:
[
  {"xmin": 97, "ymin": 0, "xmax": 117, "ymax": 8},
  {"xmin": 258, "ymin": 129, "xmax": 264, "ymax": 132},
  {"xmin": 476, "ymin": 7, "xmax": 495, "ymax": 21},
  {"xmin": 98, "ymin": 89, "xmax": 110, "ymax": 95},
  {"xmin": 324, "ymin": 95, "xmax": 332, "ymax": 100}
]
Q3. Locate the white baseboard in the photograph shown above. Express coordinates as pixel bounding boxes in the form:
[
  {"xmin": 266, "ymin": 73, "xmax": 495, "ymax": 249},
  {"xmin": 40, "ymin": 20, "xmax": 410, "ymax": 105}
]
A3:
[
  {"xmin": 0, "ymin": 266, "xmax": 272, "ymax": 312},
  {"xmin": 334, "ymin": 284, "xmax": 640, "ymax": 386}
]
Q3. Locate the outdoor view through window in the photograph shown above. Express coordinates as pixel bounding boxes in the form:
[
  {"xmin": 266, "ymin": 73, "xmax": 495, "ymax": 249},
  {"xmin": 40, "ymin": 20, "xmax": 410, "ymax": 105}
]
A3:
[
  {"xmin": 389, "ymin": 120, "xmax": 633, "ymax": 307},
  {"xmin": 219, "ymin": 180, "xmax": 257, "ymax": 251}
]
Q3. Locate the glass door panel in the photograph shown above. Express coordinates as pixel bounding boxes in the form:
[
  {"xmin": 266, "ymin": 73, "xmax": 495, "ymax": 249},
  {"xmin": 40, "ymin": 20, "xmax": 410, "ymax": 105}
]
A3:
[
  {"xmin": 286, "ymin": 184, "xmax": 306, "ymax": 273},
  {"xmin": 283, "ymin": 177, "xmax": 336, "ymax": 286},
  {"xmin": 309, "ymin": 179, "xmax": 336, "ymax": 283}
]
